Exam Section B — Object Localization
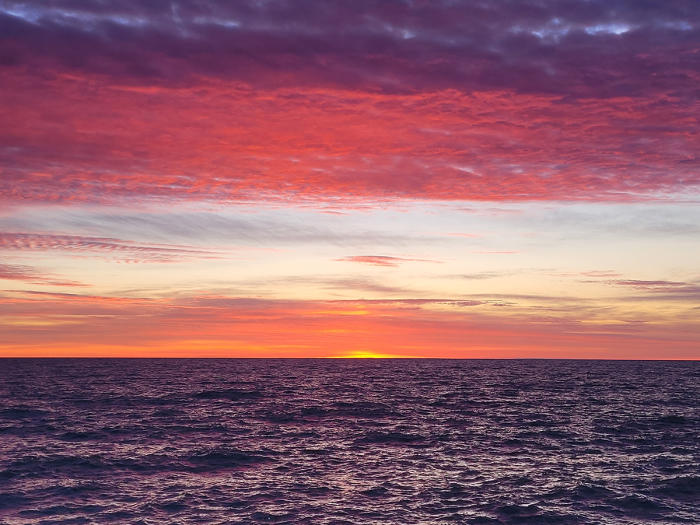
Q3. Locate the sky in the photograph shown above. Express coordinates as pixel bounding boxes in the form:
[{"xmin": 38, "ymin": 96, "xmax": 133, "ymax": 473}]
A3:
[{"xmin": 1, "ymin": 0, "xmax": 698, "ymax": 358}]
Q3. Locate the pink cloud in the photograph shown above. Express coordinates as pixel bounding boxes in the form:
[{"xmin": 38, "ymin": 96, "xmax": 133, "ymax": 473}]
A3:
[
  {"xmin": 336, "ymin": 255, "xmax": 440, "ymax": 267},
  {"xmin": 0, "ymin": 263, "xmax": 86, "ymax": 287},
  {"xmin": 0, "ymin": 232, "xmax": 219, "ymax": 263},
  {"xmin": 1, "ymin": 72, "xmax": 698, "ymax": 206}
]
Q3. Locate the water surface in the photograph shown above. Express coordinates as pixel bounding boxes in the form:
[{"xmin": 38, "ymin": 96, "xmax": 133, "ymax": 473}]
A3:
[{"xmin": 0, "ymin": 359, "xmax": 698, "ymax": 524}]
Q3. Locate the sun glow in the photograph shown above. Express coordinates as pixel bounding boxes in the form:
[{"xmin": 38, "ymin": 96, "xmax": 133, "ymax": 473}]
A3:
[{"xmin": 330, "ymin": 350, "xmax": 417, "ymax": 359}]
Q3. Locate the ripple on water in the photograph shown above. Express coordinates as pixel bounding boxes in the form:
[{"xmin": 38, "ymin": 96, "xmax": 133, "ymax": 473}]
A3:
[{"xmin": 0, "ymin": 359, "xmax": 697, "ymax": 524}]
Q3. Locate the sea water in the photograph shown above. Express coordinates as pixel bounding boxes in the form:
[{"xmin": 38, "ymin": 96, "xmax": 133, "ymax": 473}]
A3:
[{"xmin": 0, "ymin": 359, "xmax": 698, "ymax": 524}]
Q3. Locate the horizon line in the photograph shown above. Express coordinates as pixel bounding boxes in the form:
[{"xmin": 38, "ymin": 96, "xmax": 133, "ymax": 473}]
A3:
[{"xmin": 1, "ymin": 357, "xmax": 697, "ymax": 361}]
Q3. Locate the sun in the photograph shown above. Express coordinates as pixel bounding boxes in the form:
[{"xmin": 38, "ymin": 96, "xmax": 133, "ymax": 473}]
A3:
[{"xmin": 330, "ymin": 350, "xmax": 416, "ymax": 358}]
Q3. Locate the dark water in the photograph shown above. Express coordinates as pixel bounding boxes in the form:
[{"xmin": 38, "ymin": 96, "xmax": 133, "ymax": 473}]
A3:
[{"xmin": 0, "ymin": 359, "xmax": 698, "ymax": 524}]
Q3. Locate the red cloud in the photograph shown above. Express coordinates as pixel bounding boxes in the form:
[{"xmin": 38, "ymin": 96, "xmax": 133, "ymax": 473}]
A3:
[{"xmin": 1, "ymin": 70, "xmax": 698, "ymax": 205}]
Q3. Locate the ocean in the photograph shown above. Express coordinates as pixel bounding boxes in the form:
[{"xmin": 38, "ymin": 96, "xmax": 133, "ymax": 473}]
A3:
[{"xmin": 0, "ymin": 359, "xmax": 698, "ymax": 524}]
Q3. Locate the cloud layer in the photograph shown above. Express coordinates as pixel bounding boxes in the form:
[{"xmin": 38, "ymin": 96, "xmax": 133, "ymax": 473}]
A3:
[
  {"xmin": 1, "ymin": 1, "xmax": 698, "ymax": 204},
  {"xmin": 2, "ymin": 1, "xmax": 698, "ymax": 96}
]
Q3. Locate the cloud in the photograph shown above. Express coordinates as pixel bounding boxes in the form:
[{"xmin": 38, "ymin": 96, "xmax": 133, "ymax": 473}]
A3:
[
  {"xmin": 1, "ymin": 1, "xmax": 698, "ymax": 96},
  {"xmin": 0, "ymin": 232, "xmax": 219, "ymax": 262},
  {"xmin": 580, "ymin": 270, "xmax": 622, "ymax": 278},
  {"xmin": 0, "ymin": 209, "xmax": 428, "ymax": 248},
  {"xmin": 321, "ymin": 277, "xmax": 420, "ymax": 296},
  {"xmin": 0, "ymin": 263, "xmax": 85, "ymax": 286},
  {"xmin": 573, "ymin": 277, "xmax": 700, "ymax": 302},
  {"xmin": 455, "ymin": 271, "xmax": 510, "ymax": 280},
  {"xmin": 605, "ymin": 279, "xmax": 700, "ymax": 301},
  {"xmin": 611, "ymin": 279, "xmax": 688, "ymax": 288},
  {"xmin": 0, "ymin": 1, "xmax": 698, "ymax": 205},
  {"xmin": 2, "ymin": 81, "xmax": 697, "ymax": 204},
  {"xmin": 336, "ymin": 255, "xmax": 439, "ymax": 267}
]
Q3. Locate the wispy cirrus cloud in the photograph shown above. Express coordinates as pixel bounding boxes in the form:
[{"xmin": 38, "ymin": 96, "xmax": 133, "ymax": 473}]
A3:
[
  {"xmin": 0, "ymin": 208, "xmax": 428, "ymax": 247},
  {"xmin": 574, "ymin": 277, "xmax": 700, "ymax": 302},
  {"xmin": 0, "ymin": 263, "xmax": 86, "ymax": 287},
  {"xmin": 455, "ymin": 271, "xmax": 510, "ymax": 280},
  {"xmin": 580, "ymin": 270, "xmax": 622, "ymax": 278},
  {"xmin": 0, "ymin": 232, "xmax": 218, "ymax": 263},
  {"xmin": 336, "ymin": 255, "xmax": 440, "ymax": 267},
  {"xmin": 606, "ymin": 279, "xmax": 700, "ymax": 300},
  {"xmin": 610, "ymin": 279, "xmax": 688, "ymax": 289}
]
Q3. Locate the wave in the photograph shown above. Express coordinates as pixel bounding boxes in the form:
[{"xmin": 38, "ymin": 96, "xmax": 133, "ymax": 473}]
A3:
[{"xmin": 0, "ymin": 358, "xmax": 697, "ymax": 523}]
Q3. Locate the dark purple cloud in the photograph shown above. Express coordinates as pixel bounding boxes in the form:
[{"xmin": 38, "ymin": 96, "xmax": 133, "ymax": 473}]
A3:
[{"xmin": 1, "ymin": 0, "xmax": 698, "ymax": 96}]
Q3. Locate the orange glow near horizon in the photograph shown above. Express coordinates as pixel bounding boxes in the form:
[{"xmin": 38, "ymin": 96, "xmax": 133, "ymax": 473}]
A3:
[{"xmin": 1, "ymin": 292, "xmax": 698, "ymax": 359}]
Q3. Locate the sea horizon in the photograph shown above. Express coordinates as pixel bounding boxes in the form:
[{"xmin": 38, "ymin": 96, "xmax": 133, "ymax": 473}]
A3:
[{"xmin": 2, "ymin": 356, "xmax": 698, "ymax": 361}]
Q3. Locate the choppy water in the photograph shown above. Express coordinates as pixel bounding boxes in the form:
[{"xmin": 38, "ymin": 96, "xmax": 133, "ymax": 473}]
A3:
[{"xmin": 0, "ymin": 359, "xmax": 698, "ymax": 524}]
